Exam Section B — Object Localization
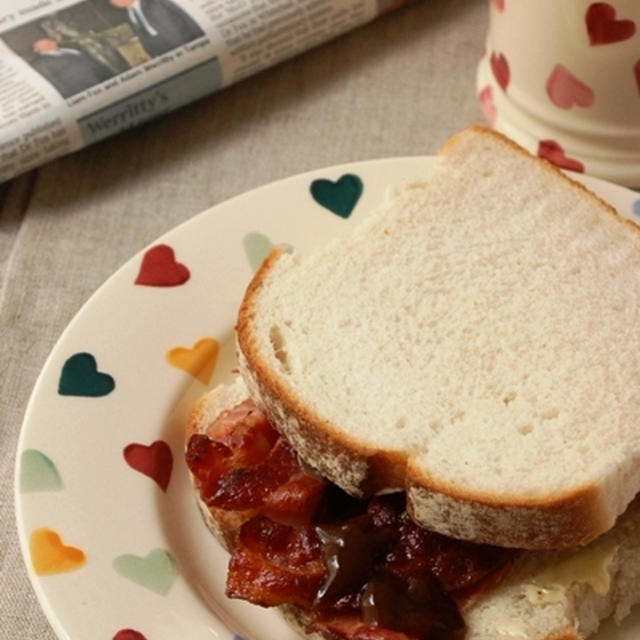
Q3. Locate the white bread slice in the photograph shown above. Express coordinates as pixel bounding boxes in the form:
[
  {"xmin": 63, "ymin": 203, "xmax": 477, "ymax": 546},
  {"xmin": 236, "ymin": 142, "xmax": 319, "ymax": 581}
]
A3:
[
  {"xmin": 186, "ymin": 378, "xmax": 640, "ymax": 640},
  {"xmin": 236, "ymin": 126, "xmax": 640, "ymax": 550}
]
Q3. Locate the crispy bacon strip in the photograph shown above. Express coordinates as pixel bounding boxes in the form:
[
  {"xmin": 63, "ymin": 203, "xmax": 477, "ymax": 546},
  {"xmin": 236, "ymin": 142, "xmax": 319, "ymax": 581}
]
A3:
[{"xmin": 227, "ymin": 515, "xmax": 325, "ymax": 609}]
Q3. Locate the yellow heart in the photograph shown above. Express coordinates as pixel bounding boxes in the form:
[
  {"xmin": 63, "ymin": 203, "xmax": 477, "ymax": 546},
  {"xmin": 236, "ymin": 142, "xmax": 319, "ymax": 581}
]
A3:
[
  {"xmin": 30, "ymin": 527, "xmax": 86, "ymax": 575},
  {"xmin": 166, "ymin": 337, "xmax": 219, "ymax": 384}
]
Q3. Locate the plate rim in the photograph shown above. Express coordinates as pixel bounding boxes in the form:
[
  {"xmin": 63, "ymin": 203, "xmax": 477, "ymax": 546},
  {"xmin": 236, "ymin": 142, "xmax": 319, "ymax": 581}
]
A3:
[{"xmin": 13, "ymin": 155, "xmax": 640, "ymax": 640}]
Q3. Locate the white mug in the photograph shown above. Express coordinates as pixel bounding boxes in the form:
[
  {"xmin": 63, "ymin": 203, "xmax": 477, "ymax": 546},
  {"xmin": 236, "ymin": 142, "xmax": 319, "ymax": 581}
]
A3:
[{"xmin": 477, "ymin": 0, "xmax": 640, "ymax": 187}]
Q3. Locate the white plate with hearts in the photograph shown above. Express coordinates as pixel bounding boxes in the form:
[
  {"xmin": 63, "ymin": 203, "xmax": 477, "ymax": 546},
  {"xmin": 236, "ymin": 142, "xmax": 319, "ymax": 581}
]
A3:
[{"xmin": 14, "ymin": 156, "xmax": 640, "ymax": 640}]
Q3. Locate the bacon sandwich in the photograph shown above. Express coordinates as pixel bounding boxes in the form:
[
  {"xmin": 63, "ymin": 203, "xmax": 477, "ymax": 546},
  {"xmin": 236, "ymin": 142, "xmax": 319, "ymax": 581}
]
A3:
[{"xmin": 185, "ymin": 127, "xmax": 640, "ymax": 640}]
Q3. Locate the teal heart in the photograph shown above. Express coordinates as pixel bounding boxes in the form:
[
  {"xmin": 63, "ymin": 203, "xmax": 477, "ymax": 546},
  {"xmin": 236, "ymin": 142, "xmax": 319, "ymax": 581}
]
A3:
[
  {"xmin": 58, "ymin": 352, "xmax": 115, "ymax": 397},
  {"xmin": 19, "ymin": 449, "xmax": 63, "ymax": 492},
  {"xmin": 243, "ymin": 232, "xmax": 293, "ymax": 271},
  {"xmin": 113, "ymin": 548, "xmax": 177, "ymax": 595},
  {"xmin": 310, "ymin": 174, "xmax": 363, "ymax": 218}
]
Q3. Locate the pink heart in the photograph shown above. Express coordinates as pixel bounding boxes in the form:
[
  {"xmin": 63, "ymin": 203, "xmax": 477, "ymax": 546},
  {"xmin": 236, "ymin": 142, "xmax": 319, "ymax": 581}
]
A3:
[
  {"xmin": 546, "ymin": 64, "xmax": 595, "ymax": 109},
  {"xmin": 478, "ymin": 85, "xmax": 497, "ymax": 125},
  {"xmin": 490, "ymin": 52, "xmax": 510, "ymax": 91},
  {"xmin": 123, "ymin": 441, "xmax": 173, "ymax": 492},
  {"xmin": 491, "ymin": 0, "xmax": 505, "ymax": 11},
  {"xmin": 537, "ymin": 139, "xmax": 585, "ymax": 173},
  {"xmin": 586, "ymin": 3, "xmax": 635, "ymax": 45},
  {"xmin": 134, "ymin": 244, "xmax": 190, "ymax": 287}
]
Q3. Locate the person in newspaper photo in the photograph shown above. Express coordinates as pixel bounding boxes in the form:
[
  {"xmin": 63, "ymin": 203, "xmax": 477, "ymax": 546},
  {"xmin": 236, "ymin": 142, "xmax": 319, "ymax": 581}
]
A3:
[
  {"xmin": 108, "ymin": 0, "xmax": 204, "ymax": 58},
  {"xmin": 30, "ymin": 37, "xmax": 114, "ymax": 98},
  {"xmin": 40, "ymin": 16, "xmax": 130, "ymax": 76}
]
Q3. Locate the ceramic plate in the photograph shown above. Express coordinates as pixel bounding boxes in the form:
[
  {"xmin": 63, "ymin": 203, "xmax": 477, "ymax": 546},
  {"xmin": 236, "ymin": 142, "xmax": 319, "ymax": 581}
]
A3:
[{"xmin": 15, "ymin": 157, "xmax": 640, "ymax": 640}]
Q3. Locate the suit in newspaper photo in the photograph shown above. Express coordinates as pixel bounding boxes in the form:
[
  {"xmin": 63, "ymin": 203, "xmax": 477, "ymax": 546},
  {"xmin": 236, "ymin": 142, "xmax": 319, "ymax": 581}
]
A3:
[{"xmin": 108, "ymin": 0, "xmax": 205, "ymax": 58}]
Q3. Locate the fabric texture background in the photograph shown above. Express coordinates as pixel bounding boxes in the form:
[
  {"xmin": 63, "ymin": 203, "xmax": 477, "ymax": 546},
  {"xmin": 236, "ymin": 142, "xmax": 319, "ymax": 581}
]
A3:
[{"xmin": 0, "ymin": 1, "xmax": 487, "ymax": 637}]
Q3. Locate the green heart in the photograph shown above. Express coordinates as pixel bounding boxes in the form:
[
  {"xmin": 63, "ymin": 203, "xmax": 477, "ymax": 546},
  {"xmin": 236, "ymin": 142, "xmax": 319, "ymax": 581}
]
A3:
[
  {"xmin": 243, "ymin": 232, "xmax": 293, "ymax": 271},
  {"xmin": 58, "ymin": 352, "xmax": 115, "ymax": 397},
  {"xmin": 19, "ymin": 449, "xmax": 63, "ymax": 492},
  {"xmin": 310, "ymin": 174, "xmax": 363, "ymax": 218},
  {"xmin": 113, "ymin": 548, "xmax": 176, "ymax": 596}
]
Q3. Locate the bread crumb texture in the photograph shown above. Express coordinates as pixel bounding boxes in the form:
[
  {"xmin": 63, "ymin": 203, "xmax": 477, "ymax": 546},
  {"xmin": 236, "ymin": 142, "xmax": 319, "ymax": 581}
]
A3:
[{"xmin": 464, "ymin": 496, "xmax": 640, "ymax": 640}]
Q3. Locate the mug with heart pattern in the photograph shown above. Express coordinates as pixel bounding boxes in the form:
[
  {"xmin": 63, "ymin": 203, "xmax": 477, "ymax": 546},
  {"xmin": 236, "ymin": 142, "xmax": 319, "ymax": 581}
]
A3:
[{"xmin": 477, "ymin": 0, "xmax": 640, "ymax": 187}]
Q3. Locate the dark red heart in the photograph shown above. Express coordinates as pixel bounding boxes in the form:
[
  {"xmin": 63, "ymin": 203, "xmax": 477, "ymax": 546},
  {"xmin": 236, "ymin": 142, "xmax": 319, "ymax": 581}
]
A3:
[
  {"xmin": 635, "ymin": 59, "xmax": 640, "ymax": 94},
  {"xmin": 537, "ymin": 139, "xmax": 584, "ymax": 173},
  {"xmin": 113, "ymin": 631, "xmax": 147, "ymax": 640},
  {"xmin": 586, "ymin": 3, "xmax": 635, "ymax": 45},
  {"xmin": 490, "ymin": 52, "xmax": 510, "ymax": 91},
  {"xmin": 134, "ymin": 244, "xmax": 190, "ymax": 287},
  {"xmin": 123, "ymin": 441, "xmax": 173, "ymax": 492}
]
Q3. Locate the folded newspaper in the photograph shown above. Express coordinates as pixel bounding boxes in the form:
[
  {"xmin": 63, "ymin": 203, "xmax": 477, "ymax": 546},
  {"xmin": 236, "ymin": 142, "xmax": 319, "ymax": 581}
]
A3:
[{"xmin": 0, "ymin": 0, "xmax": 412, "ymax": 183}]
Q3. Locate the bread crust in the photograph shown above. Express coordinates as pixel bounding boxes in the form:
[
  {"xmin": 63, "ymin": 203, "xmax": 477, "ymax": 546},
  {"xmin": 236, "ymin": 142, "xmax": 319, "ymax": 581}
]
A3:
[
  {"xmin": 234, "ymin": 126, "xmax": 637, "ymax": 550},
  {"xmin": 406, "ymin": 469, "xmax": 609, "ymax": 549}
]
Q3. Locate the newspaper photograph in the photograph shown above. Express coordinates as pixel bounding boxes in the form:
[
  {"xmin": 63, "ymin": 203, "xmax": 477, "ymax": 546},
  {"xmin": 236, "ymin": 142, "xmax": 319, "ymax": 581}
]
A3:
[{"xmin": 0, "ymin": 0, "xmax": 412, "ymax": 183}]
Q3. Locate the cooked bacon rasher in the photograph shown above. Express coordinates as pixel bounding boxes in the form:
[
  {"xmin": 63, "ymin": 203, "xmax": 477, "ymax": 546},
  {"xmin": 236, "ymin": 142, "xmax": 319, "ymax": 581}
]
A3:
[{"xmin": 186, "ymin": 399, "xmax": 516, "ymax": 640}]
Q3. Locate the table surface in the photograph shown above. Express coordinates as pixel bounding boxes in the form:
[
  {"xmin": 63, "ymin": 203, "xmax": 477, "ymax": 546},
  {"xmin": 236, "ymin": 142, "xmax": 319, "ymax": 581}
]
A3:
[{"xmin": 0, "ymin": 1, "xmax": 487, "ymax": 637}]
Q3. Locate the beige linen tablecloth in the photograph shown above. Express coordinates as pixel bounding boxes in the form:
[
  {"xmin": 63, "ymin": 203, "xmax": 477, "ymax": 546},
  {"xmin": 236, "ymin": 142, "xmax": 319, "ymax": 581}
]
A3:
[{"xmin": 0, "ymin": 1, "xmax": 487, "ymax": 637}]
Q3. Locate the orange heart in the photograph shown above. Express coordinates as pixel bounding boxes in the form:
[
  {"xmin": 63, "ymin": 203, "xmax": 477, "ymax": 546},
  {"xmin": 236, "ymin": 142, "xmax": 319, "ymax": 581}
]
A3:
[
  {"xmin": 30, "ymin": 527, "xmax": 86, "ymax": 575},
  {"xmin": 166, "ymin": 337, "xmax": 219, "ymax": 384}
]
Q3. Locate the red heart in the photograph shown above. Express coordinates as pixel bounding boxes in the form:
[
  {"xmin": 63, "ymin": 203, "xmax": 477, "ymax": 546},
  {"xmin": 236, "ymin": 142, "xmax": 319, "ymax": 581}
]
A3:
[
  {"xmin": 123, "ymin": 441, "xmax": 173, "ymax": 492},
  {"xmin": 490, "ymin": 52, "xmax": 510, "ymax": 91},
  {"xmin": 537, "ymin": 139, "xmax": 585, "ymax": 173},
  {"xmin": 134, "ymin": 244, "xmax": 190, "ymax": 287},
  {"xmin": 113, "ymin": 631, "xmax": 147, "ymax": 640},
  {"xmin": 586, "ymin": 3, "xmax": 635, "ymax": 45},
  {"xmin": 546, "ymin": 64, "xmax": 594, "ymax": 109},
  {"xmin": 491, "ymin": 0, "xmax": 505, "ymax": 11},
  {"xmin": 635, "ymin": 59, "xmax": 640, "ymax": 94}
]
